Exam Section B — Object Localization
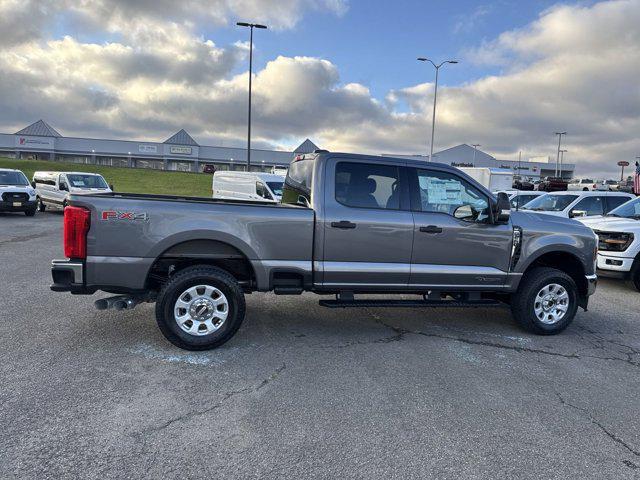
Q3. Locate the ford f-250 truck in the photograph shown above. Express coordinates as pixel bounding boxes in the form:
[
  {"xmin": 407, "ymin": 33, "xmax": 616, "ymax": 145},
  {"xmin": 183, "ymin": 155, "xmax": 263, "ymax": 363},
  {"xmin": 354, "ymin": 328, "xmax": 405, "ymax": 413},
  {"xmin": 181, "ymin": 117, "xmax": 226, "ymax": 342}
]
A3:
[{"xmin": 51, "ymin": 152, "xmax": 598, "ymax": 350}]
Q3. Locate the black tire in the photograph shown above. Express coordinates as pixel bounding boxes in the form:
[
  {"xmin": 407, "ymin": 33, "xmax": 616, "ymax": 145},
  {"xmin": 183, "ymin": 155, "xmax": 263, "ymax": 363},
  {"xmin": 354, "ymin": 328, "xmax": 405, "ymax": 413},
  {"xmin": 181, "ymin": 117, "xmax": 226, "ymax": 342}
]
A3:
[
  {"xmin": 583, "ymin": 187, "xmax": 589, "ymax": 191},
  {"xmin": 37, "ymin": 198, "xmax": 46, "ymax": 212},
  {"xmin": 511, "ymin": 267, "xmax": 579, "ymax": 335},
  {"xmin": 155, "ymin": 265, "xmax": 246, "ymax": 350},
  {"xmin": 24, "ymin": 208, "xmax": 36, "ymax": 217},
  {"xmin": 629, "ymin": 257, "xmax": 640, "ymax": 292}
]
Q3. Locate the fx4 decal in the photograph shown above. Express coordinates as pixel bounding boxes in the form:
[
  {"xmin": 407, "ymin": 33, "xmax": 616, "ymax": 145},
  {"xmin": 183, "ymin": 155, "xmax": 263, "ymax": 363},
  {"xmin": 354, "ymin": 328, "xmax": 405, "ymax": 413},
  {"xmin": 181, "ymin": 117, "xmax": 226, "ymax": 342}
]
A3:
[{"xmin": 101, "ymin": 210, "xmax": 149, "ymax": 221}]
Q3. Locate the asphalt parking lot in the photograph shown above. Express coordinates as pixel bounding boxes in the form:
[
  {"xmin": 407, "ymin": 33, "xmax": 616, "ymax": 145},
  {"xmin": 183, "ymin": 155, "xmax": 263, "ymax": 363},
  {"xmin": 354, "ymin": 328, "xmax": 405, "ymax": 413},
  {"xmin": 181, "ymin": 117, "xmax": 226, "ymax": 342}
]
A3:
[{"xmin": 1, "ymin": 211, "xmax": 639, "ymax": 479}]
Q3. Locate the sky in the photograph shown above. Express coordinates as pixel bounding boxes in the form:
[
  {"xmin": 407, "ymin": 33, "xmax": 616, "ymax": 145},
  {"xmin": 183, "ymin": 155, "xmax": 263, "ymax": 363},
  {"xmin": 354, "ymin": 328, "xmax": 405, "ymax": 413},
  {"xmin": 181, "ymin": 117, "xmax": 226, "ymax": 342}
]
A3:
[{"xmin": 0, "ymin": 0, "xmax": 638, "ymax": 178}]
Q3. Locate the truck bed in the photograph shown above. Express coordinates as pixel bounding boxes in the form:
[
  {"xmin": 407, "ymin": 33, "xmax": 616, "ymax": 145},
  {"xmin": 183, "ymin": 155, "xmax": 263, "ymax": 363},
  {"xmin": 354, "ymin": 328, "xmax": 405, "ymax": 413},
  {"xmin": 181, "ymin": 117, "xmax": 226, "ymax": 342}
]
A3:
[{"xmin": 68, "ymin": 192, "xmax": 315, "ymax": 292}]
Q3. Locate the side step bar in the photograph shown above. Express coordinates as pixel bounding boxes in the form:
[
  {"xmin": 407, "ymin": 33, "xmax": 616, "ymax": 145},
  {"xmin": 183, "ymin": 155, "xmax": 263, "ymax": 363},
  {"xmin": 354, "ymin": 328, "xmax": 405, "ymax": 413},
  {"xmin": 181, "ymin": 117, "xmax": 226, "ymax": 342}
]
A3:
[{"xmin": 319, "ymin": 298, "xmax": 504, "ymax": 309}]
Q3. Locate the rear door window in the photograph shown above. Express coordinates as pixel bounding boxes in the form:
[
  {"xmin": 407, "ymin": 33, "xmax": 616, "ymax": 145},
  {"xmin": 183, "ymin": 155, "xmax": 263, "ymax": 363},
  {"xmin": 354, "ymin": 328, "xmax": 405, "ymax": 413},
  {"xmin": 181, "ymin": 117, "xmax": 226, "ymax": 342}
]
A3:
[{"xmin": 335, "ymin": 162, "xmax": 401, "ymax": 210}]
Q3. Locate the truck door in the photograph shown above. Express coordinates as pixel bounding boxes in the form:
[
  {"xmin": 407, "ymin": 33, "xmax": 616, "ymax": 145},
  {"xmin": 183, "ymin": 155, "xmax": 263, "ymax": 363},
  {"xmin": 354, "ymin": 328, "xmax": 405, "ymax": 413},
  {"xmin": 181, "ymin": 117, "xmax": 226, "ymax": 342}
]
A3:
[
  {"xmin": 408, "ymin": 167, "xmax": 513, "ymax": 288},
  {"xmin": 320, "ymin": 158, "xmax": 413, "ymax": 288}
]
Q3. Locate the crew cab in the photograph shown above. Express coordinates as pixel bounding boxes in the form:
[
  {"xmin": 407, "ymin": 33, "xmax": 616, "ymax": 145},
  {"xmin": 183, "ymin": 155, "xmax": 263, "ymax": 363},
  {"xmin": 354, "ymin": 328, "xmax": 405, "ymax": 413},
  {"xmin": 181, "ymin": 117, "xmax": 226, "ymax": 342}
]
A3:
[
  {"xmin": 51, "ymin": 152, "xmax": 598, "ymax": 350},
  {"xmin": 0, "ymin": 168, "xmax": 38, "ymax": 216},
  {"xmin": 578, "ymin": 196, "xmax": 640, "ymax": 291},
  {"xmin": 33, "ymin": 171, "xmax": 112, "ymax": 211}
]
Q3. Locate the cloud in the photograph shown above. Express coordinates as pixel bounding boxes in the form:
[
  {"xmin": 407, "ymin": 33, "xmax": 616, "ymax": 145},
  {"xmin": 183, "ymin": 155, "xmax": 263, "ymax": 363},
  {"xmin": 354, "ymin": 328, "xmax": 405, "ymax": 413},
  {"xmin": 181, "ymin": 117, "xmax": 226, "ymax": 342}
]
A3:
[
  {"xmin": 0, "ymin": 0, "xmax": 638, "ymax": 178},
  {"xmin": 452, "ymin": 4, "xmax": 493, "ymax": 35}
]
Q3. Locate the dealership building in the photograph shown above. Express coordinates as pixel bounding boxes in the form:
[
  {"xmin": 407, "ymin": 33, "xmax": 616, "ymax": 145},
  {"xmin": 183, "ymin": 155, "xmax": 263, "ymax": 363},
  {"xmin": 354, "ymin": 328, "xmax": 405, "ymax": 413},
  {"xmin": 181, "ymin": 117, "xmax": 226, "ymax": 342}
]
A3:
[{"xmin": 0, "ymin": 120, "xmax": 575, "ymax": 179}]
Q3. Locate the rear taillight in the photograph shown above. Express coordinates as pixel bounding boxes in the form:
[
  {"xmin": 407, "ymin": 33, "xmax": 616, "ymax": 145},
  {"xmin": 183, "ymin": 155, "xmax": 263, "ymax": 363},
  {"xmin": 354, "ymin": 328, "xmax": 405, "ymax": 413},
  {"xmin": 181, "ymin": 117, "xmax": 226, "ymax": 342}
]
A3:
[{"xmin": 64, "ymin": 206, "xmax": 90, "ymax": 259}]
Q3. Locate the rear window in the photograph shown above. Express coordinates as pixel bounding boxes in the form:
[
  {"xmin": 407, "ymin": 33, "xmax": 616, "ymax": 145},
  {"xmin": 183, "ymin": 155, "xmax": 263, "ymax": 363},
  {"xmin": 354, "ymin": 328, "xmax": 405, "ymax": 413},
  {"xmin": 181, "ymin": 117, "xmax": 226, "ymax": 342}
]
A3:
[{"xmin": 282, "ymin": 159, "xmax": 314, "ymax": 206}]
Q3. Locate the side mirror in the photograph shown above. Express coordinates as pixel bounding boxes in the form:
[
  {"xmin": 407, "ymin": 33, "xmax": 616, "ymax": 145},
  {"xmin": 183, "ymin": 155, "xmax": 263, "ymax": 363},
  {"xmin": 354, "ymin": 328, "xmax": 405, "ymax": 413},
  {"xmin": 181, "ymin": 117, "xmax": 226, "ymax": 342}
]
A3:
[
  {"xmin": 569, "ymin": 209, "xmax": 586, "ymax": 218},
  {"xmin": 59, "ymin": 183, "xmax": 68, "ymax": 192},
  {"xmin": 494, "ymin": 192, "xmax": 511, "ymax": 223},
  {"xmin": 109, "ymin": 184, "xmax": 114, "ymax": 191},
  {"xmin": 31, "ymin": 181, "xmax": 36, "ymax": 188}
]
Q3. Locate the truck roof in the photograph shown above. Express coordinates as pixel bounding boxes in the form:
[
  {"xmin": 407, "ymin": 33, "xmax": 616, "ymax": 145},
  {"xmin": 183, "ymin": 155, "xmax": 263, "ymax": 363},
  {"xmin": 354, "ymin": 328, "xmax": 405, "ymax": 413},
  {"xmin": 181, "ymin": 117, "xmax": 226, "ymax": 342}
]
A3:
[
  {"xmin": 307, "ymin": 151, "xmax": 465, "ymax": 174},
  {"xmin": 213, "ymin": 171, "xmax": 284, "ymax": 182}
]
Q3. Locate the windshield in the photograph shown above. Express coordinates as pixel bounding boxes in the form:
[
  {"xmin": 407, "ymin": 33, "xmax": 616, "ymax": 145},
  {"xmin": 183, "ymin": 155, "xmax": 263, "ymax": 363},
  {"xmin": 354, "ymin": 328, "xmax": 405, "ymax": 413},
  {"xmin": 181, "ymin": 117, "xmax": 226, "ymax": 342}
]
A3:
[
  {"xmin": 608, "ymin": 197, "xmax": 640, "ymax": 219},
  {"xmin": 510, "ymin": 194, "xmax": 540, "ymax": 209},
  {"xmin": 66, "ymin": 174, "xmax": 108, "ymax": 189},
  {"xmin": 0, "ymin": 170, "xmax": 29, "ymax": 186},
  {"xmin": 266, "ymin": 181, "xmax": 283, "ymax": 197},
  {"xmin": 523, "ymin": 194, "xmax": 578, "ymax": 211}
]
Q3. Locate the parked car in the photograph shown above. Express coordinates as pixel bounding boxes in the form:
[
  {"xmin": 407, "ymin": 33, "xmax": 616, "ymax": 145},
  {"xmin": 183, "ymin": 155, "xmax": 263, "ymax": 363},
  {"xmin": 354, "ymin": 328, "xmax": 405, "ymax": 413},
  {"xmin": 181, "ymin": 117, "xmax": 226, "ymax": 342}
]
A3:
[
  {"xmin": 33, "ymin": 171, "xmax": 112, "ymax": 211},
  {"xmin": 521, "ymin": 191, "xmax": 634, "ymax": 218},
  {"xmin": 616, "ymin": 177, "xmax": 635, "ymax": 193},
  {"xmin": 51, "ymin": 152, "xmax": 598, "ymax": 350},
  {"xmin": 578, "ymin": 196, "xmax": 640, "ymax": 291},
  {"xmin": 537, "ymin": 176, "xmax": 568, "ymax": 192},
  {"xmin": 212, "ymin": 171, "xmax": 284, "ymax": 203},
  {"xmin": 494, "ymin": 190, "xmax": 546, "ymax": 209},
  {"xmin": 512, "ymin": 175, "xmax": 534, "ymax": 191},
  {"xmin": 0, "ymin": 168, "xmax": 38, "ymax": 216},
  {"xmin": 567, "ymin": 178, "xmax": 614, "ymax": 192},
  {"xmin": 604, "ymin": 179, "xmax": 620, "ymax": 191}
]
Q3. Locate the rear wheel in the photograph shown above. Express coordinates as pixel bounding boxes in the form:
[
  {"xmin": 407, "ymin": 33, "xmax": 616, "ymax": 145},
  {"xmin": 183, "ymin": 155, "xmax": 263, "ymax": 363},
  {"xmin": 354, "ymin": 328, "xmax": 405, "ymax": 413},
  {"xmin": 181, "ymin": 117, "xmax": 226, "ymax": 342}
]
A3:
[
  {"xmin": 511, "ymin": 267, "xmax": 578, "ymax": 335},
  {"xmin": 155, "ymin": 265, "xmax": 246, "ymax": 350}
]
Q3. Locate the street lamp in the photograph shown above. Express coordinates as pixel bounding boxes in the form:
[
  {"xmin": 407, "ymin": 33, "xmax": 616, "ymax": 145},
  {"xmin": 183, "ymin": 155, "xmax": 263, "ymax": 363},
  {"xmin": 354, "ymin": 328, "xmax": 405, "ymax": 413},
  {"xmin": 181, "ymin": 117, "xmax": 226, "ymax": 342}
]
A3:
[
  {"xmin": 417, "ymin": 57, "xmax": 458, "ymax": 161},
  {"xmin": 554, "ymin": 131, "xmax": 566, "ymax": 177},
  {"xmin": 559, "ymin": 149, "xmax": 567, "ymax": 178},
  {"xmin": 472, "ymin": 144, "xmax": 481, "ymax": 164},
  {"xmin": 237, "ymin": 21, "xmax": 268, "ymax": 169}
]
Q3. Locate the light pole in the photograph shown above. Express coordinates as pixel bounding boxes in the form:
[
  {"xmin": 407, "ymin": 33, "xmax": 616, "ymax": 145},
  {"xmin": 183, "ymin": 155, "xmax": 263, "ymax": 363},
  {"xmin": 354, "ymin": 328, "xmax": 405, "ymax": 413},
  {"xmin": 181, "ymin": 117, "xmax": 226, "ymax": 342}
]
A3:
[
  {"xmin": 559, "ymin": 149, "xmax": 567, "ymax": 178},
  {"xmin": 417, "ymin": 57, "xmax": 458, "ymax": 161},
  {"xmin": 554, "ymin": 131, "xmax": 566, "ymax": 177},
  {"xmin": 472, "ymin": 144, "xmax": 481, "ymax": 165},
  {"xmin": 237, "ymin": 22, "xmax": 268, "ymax": 170}
]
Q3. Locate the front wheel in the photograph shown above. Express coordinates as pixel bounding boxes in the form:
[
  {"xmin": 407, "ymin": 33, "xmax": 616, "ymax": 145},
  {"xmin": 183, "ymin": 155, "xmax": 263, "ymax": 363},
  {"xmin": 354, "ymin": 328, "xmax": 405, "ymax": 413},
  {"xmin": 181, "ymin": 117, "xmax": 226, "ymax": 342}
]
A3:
[
  {"xmin": 24, "ymin": 208, "xmax": 36, "ymax": 217},
  {"xmin": 155, "ymin": 265, "xmax": 246, "ymax": 350},
  {"xmin": 511, "ymin": 267, "xmax": 578, "ymax": 335},
  {"xmin": 37, "ymin": 198, "xmax": 46, "ymax": 212}
]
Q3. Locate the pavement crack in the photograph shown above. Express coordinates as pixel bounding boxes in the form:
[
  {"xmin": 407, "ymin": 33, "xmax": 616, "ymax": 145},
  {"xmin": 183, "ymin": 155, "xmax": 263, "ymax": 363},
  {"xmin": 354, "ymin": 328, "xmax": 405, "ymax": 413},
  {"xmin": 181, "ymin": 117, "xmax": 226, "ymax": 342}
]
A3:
[
  {"xmin": 374, "ymin": 318, "xmax": 578, "ymax": 359},
  {"xmin": 556, "ymin": 393, "xmax": 640, "ymax": 459},
  {"xmin": 136, "ymin": 362, "xmax": 287, "ymax": 435},
  {"xmin": 256, "ymin": 363, "xmax": 287, "ymax": 390}
]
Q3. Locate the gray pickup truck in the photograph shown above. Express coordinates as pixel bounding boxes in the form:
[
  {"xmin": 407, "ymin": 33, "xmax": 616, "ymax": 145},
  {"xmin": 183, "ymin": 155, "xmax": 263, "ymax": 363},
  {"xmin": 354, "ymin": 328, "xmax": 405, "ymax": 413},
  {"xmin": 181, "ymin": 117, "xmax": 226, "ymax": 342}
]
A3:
[{"xmin": 51, "ymin": 152, "xmax": 598, "ymax": 350}]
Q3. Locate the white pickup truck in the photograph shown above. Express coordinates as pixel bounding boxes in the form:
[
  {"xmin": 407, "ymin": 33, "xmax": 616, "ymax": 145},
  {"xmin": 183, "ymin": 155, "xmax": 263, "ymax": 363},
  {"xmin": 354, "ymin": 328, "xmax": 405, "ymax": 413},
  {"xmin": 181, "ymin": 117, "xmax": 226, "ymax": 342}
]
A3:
[{"xmin": 579, "ymin": 196, "xmax": 640, "ymax": 291}]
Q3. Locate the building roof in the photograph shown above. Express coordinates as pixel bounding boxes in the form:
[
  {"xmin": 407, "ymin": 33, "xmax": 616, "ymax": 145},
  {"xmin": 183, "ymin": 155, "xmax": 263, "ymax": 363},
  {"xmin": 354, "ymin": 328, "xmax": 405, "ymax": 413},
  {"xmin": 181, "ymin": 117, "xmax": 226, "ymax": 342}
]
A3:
[
  {"xmin": 294, "ymin": 138, "xmax": 319, "ymax": 154},
  {"xmin": 164, "ymin": 129, "xmax": 198, "ymax": 146},
  {"xmin": 15, "ymin": 120, "xmax": 62, "ymax": 137}
]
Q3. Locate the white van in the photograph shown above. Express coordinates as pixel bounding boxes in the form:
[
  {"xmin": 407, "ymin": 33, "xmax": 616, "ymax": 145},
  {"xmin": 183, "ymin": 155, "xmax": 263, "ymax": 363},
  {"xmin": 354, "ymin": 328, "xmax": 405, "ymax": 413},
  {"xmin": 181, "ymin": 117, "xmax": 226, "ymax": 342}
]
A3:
[
  {"xmin": 33, "ymin": 171, "xmax": 112, "ymax": 211},
  {"xmin": 212, "ymin": 171, "xmax": 284, "ymax": 203}
]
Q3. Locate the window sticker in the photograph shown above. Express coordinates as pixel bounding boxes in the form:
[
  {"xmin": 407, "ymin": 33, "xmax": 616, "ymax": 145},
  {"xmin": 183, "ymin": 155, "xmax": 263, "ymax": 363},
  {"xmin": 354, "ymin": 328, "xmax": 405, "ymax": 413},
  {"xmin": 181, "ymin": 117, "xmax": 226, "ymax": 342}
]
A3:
[
  {"xmin": 71, "ymin": 180, "xmax": 86, "ymax": 187},
  {"xmin": 426, "ymin": 178, "xmax": 463, "ymax": 205}
]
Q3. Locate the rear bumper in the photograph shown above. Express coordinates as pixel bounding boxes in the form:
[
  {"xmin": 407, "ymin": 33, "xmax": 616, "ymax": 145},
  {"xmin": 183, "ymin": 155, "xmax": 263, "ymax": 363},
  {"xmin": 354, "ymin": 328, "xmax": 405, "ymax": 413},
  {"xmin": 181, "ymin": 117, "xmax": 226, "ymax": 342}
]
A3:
[
  {"xmin": 0, "ymin": 200, "xmax": 36, "ymax": 212},
  {"xmin": 50, "ymin": 260, "xmax": 95, "ymax": 294}
]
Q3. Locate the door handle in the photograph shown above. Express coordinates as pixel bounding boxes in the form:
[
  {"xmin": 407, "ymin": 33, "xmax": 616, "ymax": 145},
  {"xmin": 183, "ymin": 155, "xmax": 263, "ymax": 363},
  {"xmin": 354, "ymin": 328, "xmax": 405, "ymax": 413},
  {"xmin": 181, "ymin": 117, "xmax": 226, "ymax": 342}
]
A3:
[
  {"xmin": 331, "ymin": 221, "xmax": 357, "ymax": 229},
  {"xmin": 419, "ymin": 225, "xmax": 443, "ymax": 234}
]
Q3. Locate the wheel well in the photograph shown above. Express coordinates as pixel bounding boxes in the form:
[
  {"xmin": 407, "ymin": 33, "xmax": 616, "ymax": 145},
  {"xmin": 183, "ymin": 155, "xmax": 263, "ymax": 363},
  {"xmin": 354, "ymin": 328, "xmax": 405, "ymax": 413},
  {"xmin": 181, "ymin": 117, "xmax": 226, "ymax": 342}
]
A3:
[
  {"xmin": 525, "ymin": 252, "xmax": 587, "ymax": 297},
  {"xmin": 145, "ymin": 239, "xmax": 256, "ymax": 291}
]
